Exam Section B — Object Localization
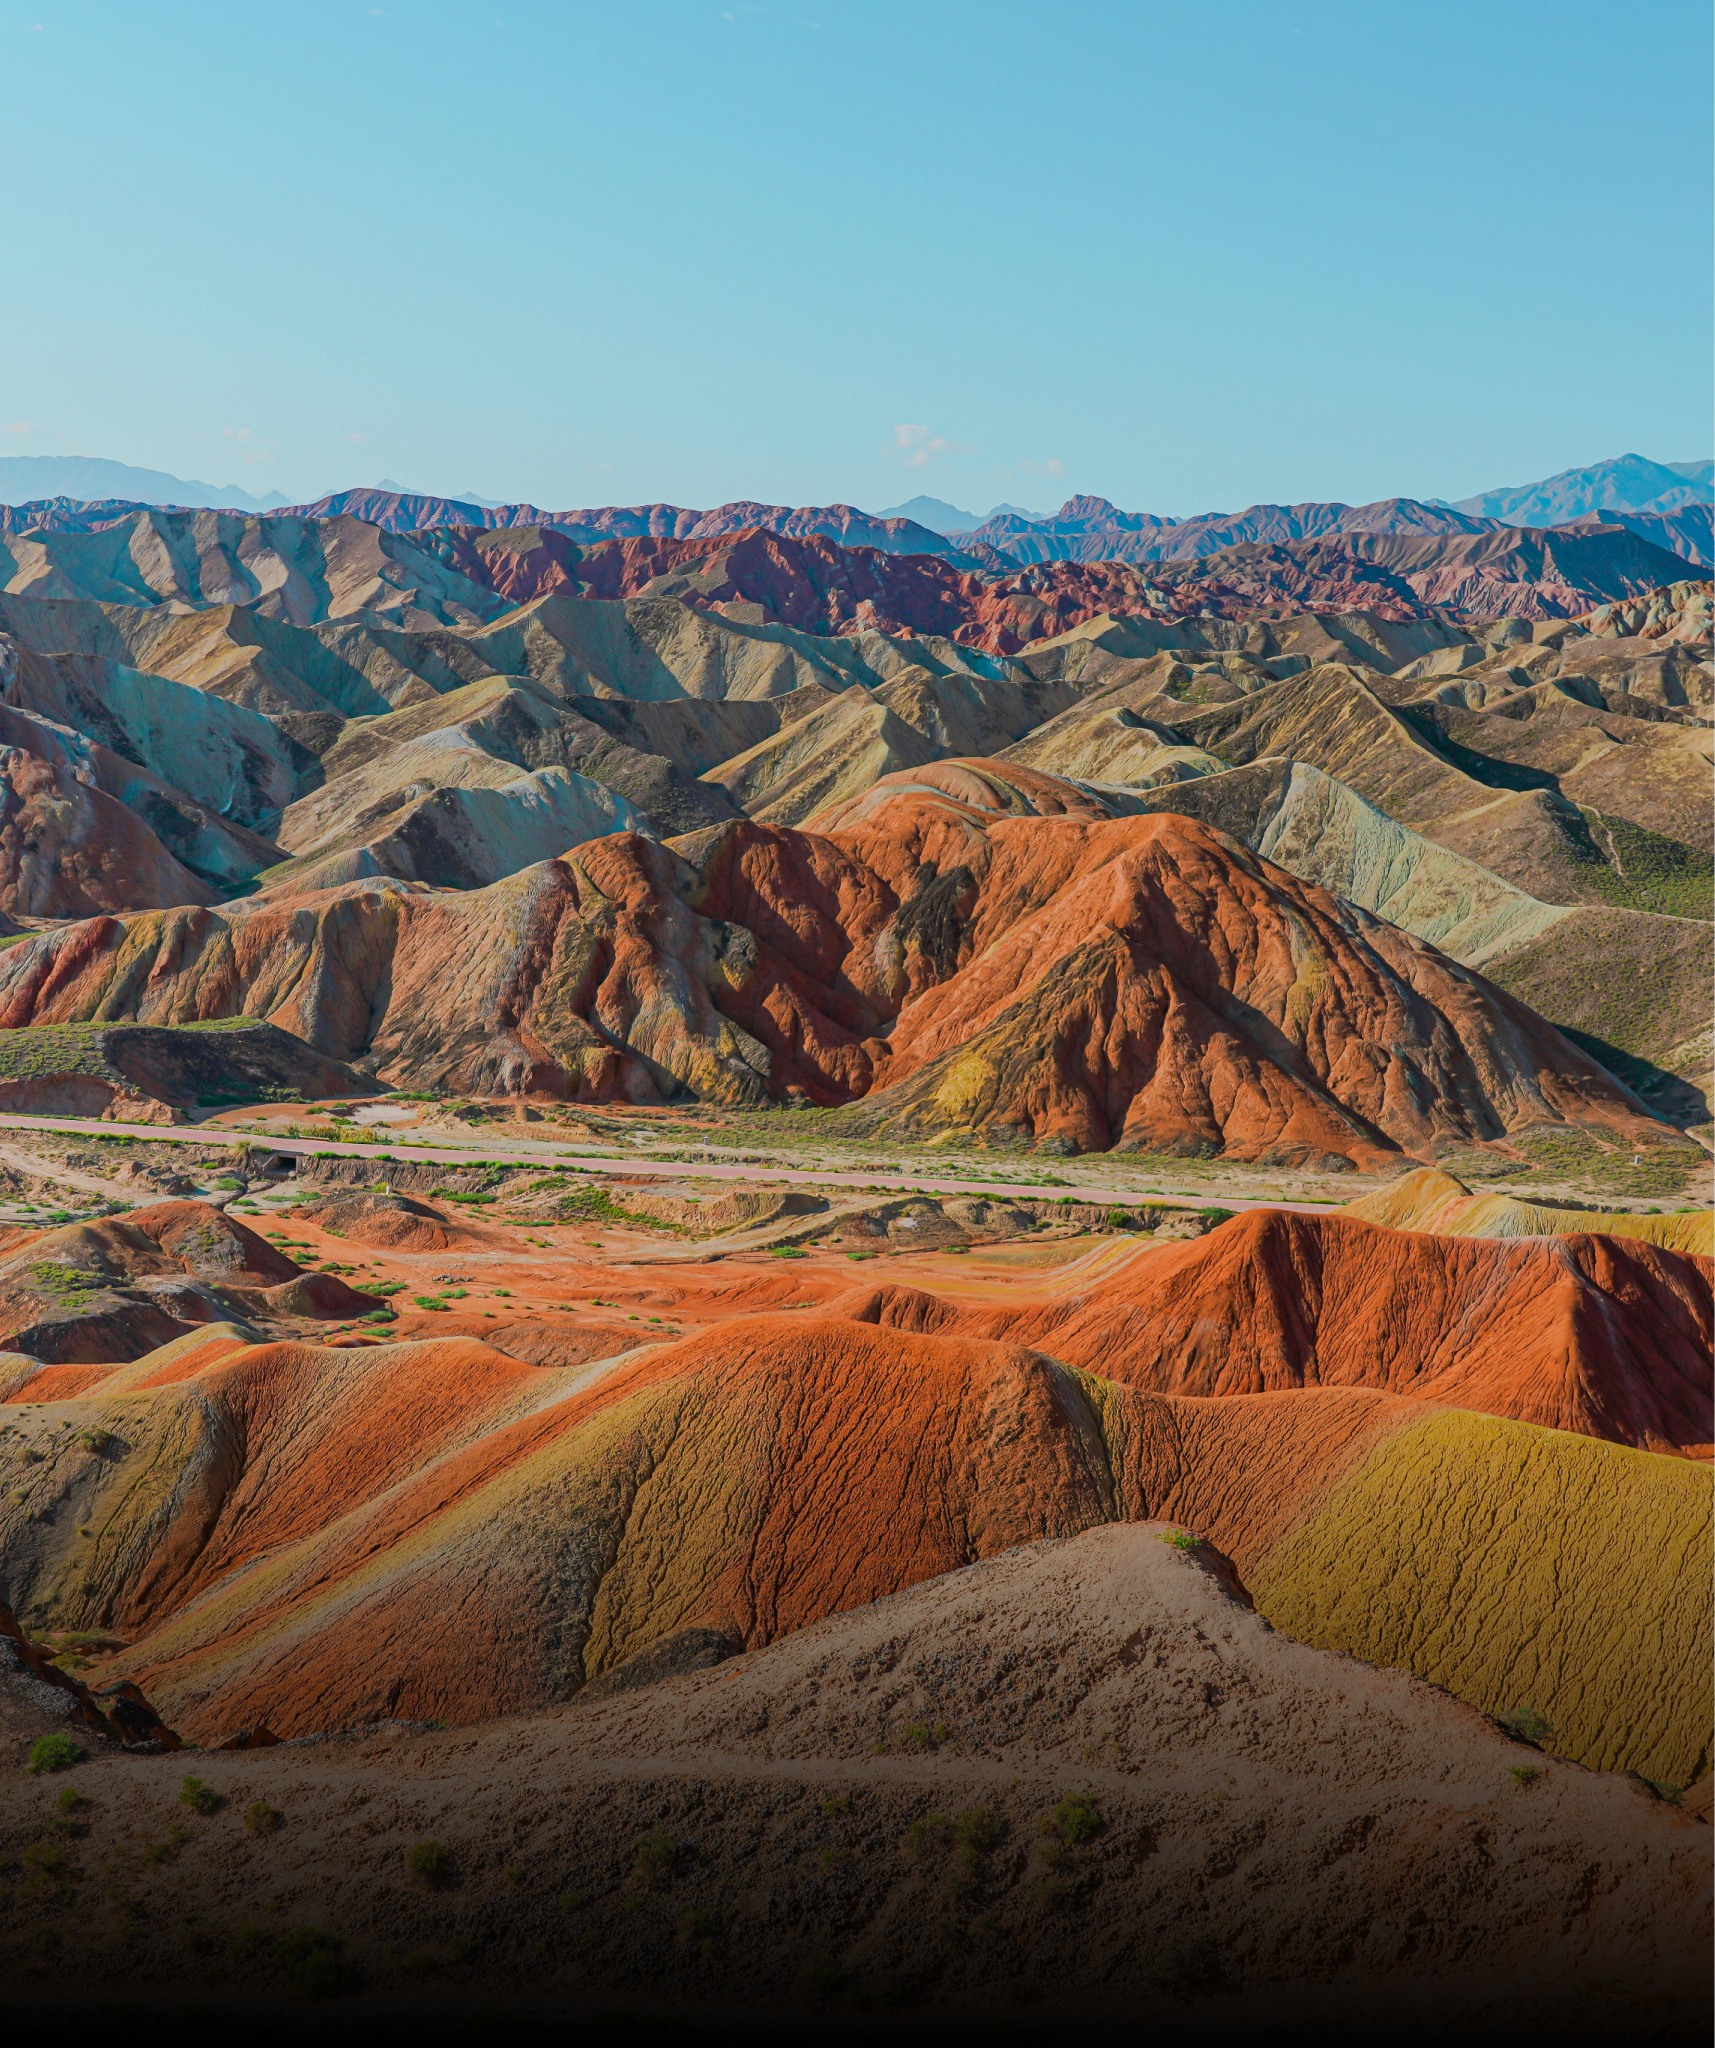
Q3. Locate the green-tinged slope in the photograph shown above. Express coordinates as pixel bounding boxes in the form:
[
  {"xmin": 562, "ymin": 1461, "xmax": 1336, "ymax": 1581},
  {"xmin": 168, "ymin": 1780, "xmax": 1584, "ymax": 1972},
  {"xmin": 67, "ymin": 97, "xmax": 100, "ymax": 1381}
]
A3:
[{"xmin": 1249, "ymin": 1407, "xmax": 1713, "ymax": 1787}]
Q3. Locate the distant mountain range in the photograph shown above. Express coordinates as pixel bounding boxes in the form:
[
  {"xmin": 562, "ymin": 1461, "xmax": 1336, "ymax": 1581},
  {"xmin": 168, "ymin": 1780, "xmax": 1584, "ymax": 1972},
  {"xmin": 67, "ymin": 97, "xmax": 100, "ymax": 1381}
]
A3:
[
  {"xmin": 877, "ymin": 495, "xmax": 1047, "ymax": 531},
  {"xmin": 0, "ymin": 453, "xmax": 1708, "ymax": 570},
  {"xmin": 0, "ymin": 454, "xmax": 291, "ymax": 514},
  {"xmin": 1448, "ymin": 454, "xmax": 1713, "ymax": 525}
]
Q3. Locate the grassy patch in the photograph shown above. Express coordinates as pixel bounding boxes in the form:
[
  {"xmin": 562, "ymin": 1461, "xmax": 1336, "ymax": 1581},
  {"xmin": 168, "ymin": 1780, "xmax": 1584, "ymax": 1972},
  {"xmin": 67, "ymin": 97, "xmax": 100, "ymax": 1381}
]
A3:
[
  {"xmin": 632, "ymin": 1827, "xmax": 678, "ymax": 1889},
  {"xmin": 406, "ymin": 1838, "xmax": 452, "ymax": 1889},
  {"xmin": 1510, "ymin": 1126, "xmax": 1698, "ymax": 1200},
  {"xmin": 1577, "ymin": 809, "xmax": 1714, "ymax": 922}
]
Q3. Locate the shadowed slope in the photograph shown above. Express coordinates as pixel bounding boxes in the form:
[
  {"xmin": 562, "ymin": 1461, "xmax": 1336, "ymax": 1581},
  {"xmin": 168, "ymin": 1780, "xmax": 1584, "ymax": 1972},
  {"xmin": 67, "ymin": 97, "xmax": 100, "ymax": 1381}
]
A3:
[{"xmin": 2, "ymin": 1520, "xmax": 1706, "ymax": 2030}]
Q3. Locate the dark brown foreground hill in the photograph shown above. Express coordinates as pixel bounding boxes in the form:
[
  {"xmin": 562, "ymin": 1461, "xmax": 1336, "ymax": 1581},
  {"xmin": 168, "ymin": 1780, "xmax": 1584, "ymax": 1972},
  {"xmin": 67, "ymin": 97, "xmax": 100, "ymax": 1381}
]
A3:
[{"xmin": 0, "ymin": 1527, "xmax": 1704, "ymax": 2035}]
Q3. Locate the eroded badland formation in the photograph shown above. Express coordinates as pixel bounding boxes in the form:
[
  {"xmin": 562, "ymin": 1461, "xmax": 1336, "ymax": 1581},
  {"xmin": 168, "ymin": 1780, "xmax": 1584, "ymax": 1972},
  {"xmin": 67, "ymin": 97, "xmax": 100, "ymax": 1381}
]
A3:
[{"xmin": 0, "ymin": 484, "xmax": 1708, "ymax": 2036}]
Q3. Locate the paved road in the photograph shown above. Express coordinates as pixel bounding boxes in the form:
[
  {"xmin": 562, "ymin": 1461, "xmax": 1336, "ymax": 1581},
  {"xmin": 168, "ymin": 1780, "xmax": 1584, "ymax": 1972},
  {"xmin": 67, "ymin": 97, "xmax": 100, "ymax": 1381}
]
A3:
[{"xmin": 0, "ymin": 1112, "xmax": 1338, "ymax": 1217}]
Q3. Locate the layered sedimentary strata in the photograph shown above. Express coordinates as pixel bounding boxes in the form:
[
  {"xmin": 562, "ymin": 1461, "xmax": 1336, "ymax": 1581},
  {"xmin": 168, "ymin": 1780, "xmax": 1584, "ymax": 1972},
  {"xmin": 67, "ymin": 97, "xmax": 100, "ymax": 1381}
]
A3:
[{"xmin": 0, "ymin": 796, "xmax": 1665, "ymax": 1164}]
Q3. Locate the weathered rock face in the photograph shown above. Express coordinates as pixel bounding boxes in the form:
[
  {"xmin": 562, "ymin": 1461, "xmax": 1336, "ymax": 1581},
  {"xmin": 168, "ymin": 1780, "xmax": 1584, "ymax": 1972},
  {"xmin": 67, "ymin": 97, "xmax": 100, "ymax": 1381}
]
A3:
[
  {"xmin": 1575, "ymin": 577, "xmax": 1711, "ymax": 642},
  {"xmin": 0, "ymin": 703, "xmax": 218, "ymax": 917},
  {"xmin": 0, "ymin": 508, "xmax": 507, "ymax": 628},
  {"xmin": 0, "ymin": 789, "xmax": 1669, "ymax": 1163},
  {"xmin": 1, "ymin": 1598, "xmax": 180, "ymax": 1751},
  {"xmin": 0, "ymin": 1075, "xmax": 183, "ymax": 1122}
]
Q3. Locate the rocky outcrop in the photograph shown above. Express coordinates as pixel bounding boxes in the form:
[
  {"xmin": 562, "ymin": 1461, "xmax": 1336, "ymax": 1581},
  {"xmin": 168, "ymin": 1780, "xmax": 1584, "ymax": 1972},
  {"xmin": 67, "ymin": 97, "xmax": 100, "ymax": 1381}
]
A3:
[{"xmin": 1, "ymin": 1599, "xmax": 179, "ymax": 1750}]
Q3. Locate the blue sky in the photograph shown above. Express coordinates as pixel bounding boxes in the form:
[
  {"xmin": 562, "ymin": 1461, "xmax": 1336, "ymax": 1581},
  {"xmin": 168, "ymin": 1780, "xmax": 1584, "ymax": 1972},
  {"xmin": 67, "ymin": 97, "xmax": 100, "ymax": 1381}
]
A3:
[{"xmin": 2, "ymin": 0, "xmax": 1709, "ymax": 514}]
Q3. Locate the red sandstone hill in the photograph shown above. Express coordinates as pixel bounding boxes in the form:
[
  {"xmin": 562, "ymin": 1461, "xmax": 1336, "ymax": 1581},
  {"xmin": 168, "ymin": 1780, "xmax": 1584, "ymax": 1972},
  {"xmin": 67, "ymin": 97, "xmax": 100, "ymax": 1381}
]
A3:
[
  {"xmin": 10, "ymin": 1220, "xmax": 1712, "ymax": 1753},
  {"xmin": 837, "ymin": 1208, "xmax": 1715, "ymax": 1457},
  {"xmin": 409, "ymin": 523, "xmax": 1444, "ymax": 650},
  {"xmin": 0, "ymin": 801, "xmax": 1668, "ymax": 1166},
  {"xmin": 403, "ymin": 521, "xmax": 1706, "ymax": 653}
]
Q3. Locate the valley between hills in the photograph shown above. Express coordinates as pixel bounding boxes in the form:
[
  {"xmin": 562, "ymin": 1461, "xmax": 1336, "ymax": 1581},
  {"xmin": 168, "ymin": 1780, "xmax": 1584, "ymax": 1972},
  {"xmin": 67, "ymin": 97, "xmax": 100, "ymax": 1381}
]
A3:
[{"xmin": 0, "ymin": 485, "xmax": 1707, "ymax": 2033}]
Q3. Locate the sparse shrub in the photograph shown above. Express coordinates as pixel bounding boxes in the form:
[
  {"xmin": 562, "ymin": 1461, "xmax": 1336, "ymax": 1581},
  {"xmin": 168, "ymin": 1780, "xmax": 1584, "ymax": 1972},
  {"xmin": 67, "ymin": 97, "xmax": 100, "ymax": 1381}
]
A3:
[
  {"xmin": 246, "ymin": 1800, "xmax": 284, "ymax": 1835},
  {"xmin": 903, "ymin": 1813, "xmax": 953, "ymax": 1860},
  {"xmin": 273, "ymin": 1926, "xmax": 361, "ymax": 1999},
  {"xmin": 76, "ymin": 1428, "xmax": 117, "ymax": 1455},
  {"xmin": 678, "ymin": 1905, "xmax": 722, "ymax": 1957},
  {"xmin": 1048, "ymin": 1794, "xmax": 1102, "ymax": 1844},
  {"xmin": 956, "ymin": 1807, "xmax": 1005, "ymax": 1852},
  {"xmin": 898, "ymin": 1719, "xmax": 952, "ymax": 1752},
  {"xmin": 1159, "ymin": 1527, "xmax": 1202, "ymax": 1552},
  {"xmin": 821, "ymin": 1794, "xmax": 852, "ymax": 1816},
  {"xmin": 503, "ymin": 1865, "xmax": 525, "ymax": 1887},
  {"xmin": 773, "ymin": 1246, "xmax": 807, "ymax": 1259},
  {"xmin": 407, "ymin": 1838, "xmax": 452, "ymax": 1888},
  {"xmin": 180, "ymin": 1773, "xmax": 222, "ymax": 1814},
  {"xmin": 1500, "ymin": 1706, "xmax": 1552, "ymax": 1744},
  {"xmin": 632, "ymin": 1826, "xmax": 678, "ymax": 1888},
  {"xmin": 26, "ymin": 1733, "xmax": 82, "ymax": 1774},
  {"xmin": 1649, "ymin": 1781, "xmax": 1683, "ymax": 1804},
  {"xmin": 55, "ymin": 1786, "xmax": 85, "ymax": 1814},
  {"xmin": 19, "ymin": 1837, "xmax": 72, "ymax": 1903},
  {"xmin": 229, "ymin": 1921, "xmax": 271, "ymax": 1963},
  {"xmin": 144, "ymin": 1822, "xmax": 190, "ymax": 1863},
  {"xmin": 1508, "ymin": 1765, "xmax": 1540, "ymax": 1787}
]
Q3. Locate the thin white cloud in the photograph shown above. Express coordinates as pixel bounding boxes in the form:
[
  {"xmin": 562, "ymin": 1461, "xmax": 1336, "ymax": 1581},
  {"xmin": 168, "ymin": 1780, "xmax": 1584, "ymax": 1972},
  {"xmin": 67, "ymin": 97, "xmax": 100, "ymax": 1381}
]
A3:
[
  {"xmin": 893, "ymin": 422, "xmax": 975, "ymax": 468},
  {"xmin": 345, "ymin": 432, "xmax": 367, "ymax": 443},
  {"xmin": 3, "ymin": 419, "xmax": 40, "ymax": 435},
  {"xmin": 222, "ymin": 425, "xmax": 253, "ymax": 442},
  {"xmin": 1019, "ymin": 457, "xmax": 1066, "ymax": 477}
]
